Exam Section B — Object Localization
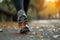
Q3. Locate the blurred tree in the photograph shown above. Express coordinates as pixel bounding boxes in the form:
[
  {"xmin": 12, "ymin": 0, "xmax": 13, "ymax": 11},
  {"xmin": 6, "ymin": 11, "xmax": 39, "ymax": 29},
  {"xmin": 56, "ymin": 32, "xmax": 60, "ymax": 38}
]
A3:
[
  {"xmin": 28, "ymin": 0, "xmax": 46, "ymax": 19},
  {"xmin": 55, "ymin": 0, "xmax": 60, "ymax": 8},
  {"xmin": 5, "ymin": 0, "xmax": 16, "ymax": 21},
  {"xmin": 55, "ymin": 0, "xmax": 60, "ymax": 18},
  {"xmin": 5, "ymin": 0, "xmax": 11, "ymax": 3},
  {"xmin": 5, "ymin": 0, "xmax": 13, "ymax": 11},
  {"xmin": 30, "ymin": 0, "xmax": 45, "ymax": 11},
  {"xmin": 0, "ymin": 0, "xmax": 16, "ymax": 22}
]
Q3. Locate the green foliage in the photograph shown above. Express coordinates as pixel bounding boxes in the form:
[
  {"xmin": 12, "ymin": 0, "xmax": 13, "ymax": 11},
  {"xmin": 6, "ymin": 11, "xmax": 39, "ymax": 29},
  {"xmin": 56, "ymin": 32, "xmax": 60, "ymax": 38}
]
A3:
[
  {"xmin": 0, "ymin": 0, "xmax": 16, "ymax": 13},
  {"xmin": 0, "ymin": 0, "xmax": 17, "ymax": 21},
  {"xmin": 0, "ymin": 13, "xmax": 7, "ymax": 22},
  {"xmin": 27, "ymin": 15, "xmax": 32, "ymax": 22}
]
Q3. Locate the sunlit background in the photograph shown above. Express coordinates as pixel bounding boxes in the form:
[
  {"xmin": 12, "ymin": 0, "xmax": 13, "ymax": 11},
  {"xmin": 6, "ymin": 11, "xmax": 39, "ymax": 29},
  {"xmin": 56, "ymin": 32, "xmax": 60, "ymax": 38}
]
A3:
[
  {"xmin": 0, "ymin": 0, "xmax": 60, "ymax": 22},
  {"xmin": 28, "ymin": 0, "xmax": 60, "ymax": 20},
  {"xmin": 45, "ymin": 0, "xmax": 59, "ymax": 2},
  {"xmin": 41, "ymin": 0, "xmax": 60, "ymax": 19}
]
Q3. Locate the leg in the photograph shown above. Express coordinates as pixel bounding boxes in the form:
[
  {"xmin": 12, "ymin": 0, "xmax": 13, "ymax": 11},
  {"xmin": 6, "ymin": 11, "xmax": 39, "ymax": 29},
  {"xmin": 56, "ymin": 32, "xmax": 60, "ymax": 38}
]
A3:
[
  {"xmin": 13, "ymin": 0, "xmax": 30, "ymax": 33},
  {"xmin": 23, "ymin": 0, "xmax": 30, "ymax": 14},
  {"xmin": 13, "ymin": 0, "xmax": 23, "ymax": 11}
]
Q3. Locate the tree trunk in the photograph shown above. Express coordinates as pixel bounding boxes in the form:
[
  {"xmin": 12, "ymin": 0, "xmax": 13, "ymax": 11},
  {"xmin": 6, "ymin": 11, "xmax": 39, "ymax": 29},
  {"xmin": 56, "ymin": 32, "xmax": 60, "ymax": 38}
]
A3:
[{"xmin": 6, "ymin": 1, "xmax": 13, "ymax": 21}]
